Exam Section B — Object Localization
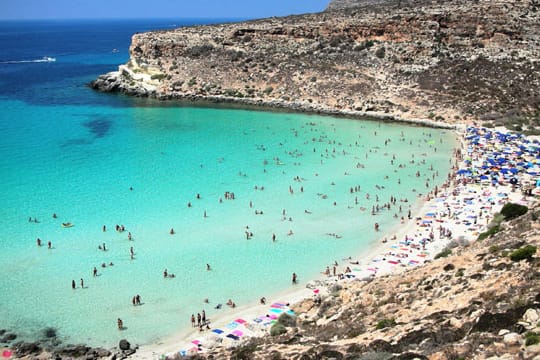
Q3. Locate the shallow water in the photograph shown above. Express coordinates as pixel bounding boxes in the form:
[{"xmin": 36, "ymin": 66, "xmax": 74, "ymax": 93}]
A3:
[{"xmin": 0, "ymin": 19, "xmax": 457, "ymax": 347}]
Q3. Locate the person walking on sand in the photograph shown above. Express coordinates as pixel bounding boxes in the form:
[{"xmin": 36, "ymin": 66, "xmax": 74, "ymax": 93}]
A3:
[{"xmin": 191, "ymin": 314, "xmax": 196, "ymax": 327}]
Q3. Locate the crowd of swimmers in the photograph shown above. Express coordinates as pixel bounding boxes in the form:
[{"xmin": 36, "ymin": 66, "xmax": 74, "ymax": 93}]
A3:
[{"xmin": 28, "ymin": 123, "xmax": 455, "ymax": 335}]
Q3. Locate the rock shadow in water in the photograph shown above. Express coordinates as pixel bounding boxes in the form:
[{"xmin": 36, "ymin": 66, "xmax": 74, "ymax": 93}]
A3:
[
  {"xmin": 61, "ymin": 116, "xmax": 113, "ymax": 147},
  {"xmin": 83, "ymin": 118, "xmax": 112, "ymax": 139}
]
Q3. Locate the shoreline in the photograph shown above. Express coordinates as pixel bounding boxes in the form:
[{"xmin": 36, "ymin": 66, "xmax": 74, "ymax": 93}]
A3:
[
  {"xmin": 129, "ymin": 124, "xmax": 461, "ymax": 359},
  {"xmin": 131, "ymin": 123, "xmax": 538, "ymax": 359},
  {"xmin": 92, "ymin": 77, "xmax": 459, "ymax": 131}
]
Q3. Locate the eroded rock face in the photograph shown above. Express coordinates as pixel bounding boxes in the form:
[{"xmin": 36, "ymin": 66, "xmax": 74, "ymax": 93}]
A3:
[{"xmin": 92, "ymin": 0, "xmax": 540, "ymax": 127}]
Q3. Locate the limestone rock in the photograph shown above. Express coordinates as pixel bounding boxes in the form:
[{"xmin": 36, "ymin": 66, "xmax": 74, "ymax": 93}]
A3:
[
  {"xmin": 523, "ymin": 308, "xmax": 540, "ymax": 325},
  {"xmin": 90, "ymin": 0, "xmax": 540, "ymax": 125},
  {"xmin": 502, "ymin": 332, "xmax": 521, "ymax": 345}
]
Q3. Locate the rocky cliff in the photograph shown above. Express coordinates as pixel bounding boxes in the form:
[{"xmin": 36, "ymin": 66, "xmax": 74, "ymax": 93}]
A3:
[{"xmin": 91, "ymin": 0, "xmax": 540, "ymax": 129}]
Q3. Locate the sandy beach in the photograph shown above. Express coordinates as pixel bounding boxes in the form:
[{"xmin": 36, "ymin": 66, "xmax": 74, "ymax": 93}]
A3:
[{"xmin": 130, "ymin": 125, "xmax": 539, "ymax": 359}]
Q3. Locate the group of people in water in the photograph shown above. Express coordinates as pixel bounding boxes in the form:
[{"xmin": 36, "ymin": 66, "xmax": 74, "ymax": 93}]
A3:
[{"xmin": 29, "ymin": 122, "xmax": 449, "ymax": 336}]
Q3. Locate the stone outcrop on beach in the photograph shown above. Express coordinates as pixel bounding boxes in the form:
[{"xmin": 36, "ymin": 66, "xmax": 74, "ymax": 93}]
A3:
[
  {"xmin": 179, "ymin": 202, "xmax": 540, "ymax": 359},
  {"xmin": 91, "ymin": 0, "xmax": 540, "ymax": 130}
]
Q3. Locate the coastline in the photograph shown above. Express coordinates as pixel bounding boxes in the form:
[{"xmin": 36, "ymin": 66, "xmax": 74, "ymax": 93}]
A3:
[
  {"xmin": 96, "ymin": 81, "xmax": 459, "ymax": 131},
  {"xmin": 130, "ymin": 123, "xmax": 538, "ymax": 359},
  {"xmin": 129, "ymin": 123, "xmax": 457, "ymax": 358}
]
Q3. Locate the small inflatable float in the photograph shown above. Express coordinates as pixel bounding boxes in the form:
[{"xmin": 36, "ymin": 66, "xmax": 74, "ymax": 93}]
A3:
[{"xmin": 61, "ymin": 222, "xmax": 73, "ymax": 228}]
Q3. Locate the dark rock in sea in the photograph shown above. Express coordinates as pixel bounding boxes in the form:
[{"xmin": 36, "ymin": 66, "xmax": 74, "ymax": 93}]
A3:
[
  {"xmin": 81, "ymin": 347, "xmax": 112, "ymax": 360},
  {"xmin": 94, "ymin": 347, "xmax": 112, "ymax": 357},
  {"xmin": 1, "ymin": 333, "xmax": 17, "ymax": 342},
  {"xmin": 119, "ymin": 339, "xmax": 131, "ymax": 351},
  {"xmin": 56, "ymin": 344, "xmax": 91, "ymax": 358},
  {"xmin": 0, "ymin": 330, "xmax": 5, "ymax": 336},
  {"xmin": 42, "ymin": 326, "xmax": 57, "ymax": 338},
  {"xmin": 14, "ymin": 341, "xmax": 42, "ymax": 356}
]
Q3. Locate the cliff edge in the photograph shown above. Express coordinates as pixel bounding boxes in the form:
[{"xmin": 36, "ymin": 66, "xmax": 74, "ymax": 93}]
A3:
[{"xmin": 91, "ymin": 0, "xmax": 540, "ymax": 128}]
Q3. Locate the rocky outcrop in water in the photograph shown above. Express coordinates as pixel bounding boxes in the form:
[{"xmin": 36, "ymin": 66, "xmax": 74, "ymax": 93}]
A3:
[{"xmin": 91, "ymin": 0, "xmax": 540, "ymax": 130}]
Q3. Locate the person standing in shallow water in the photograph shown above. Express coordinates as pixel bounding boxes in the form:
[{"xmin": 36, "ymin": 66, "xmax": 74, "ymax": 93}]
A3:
[
  {"xmin": 72, "ymin": 280, "xmax": 76, "ymax": 289},
  {"xmin": 292, "ymin": 272, "xmax": 298, "ymax": 284}
]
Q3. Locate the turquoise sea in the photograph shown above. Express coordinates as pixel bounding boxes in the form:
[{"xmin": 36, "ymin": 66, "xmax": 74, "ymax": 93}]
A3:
[{"xmin": 0, "ymin": 19, "xmax": 457, "ymax": 347}]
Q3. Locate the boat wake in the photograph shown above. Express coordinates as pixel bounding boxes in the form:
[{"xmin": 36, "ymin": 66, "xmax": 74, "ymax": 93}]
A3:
[{"xmin": 0, "ymin": 56, "xmax": 56, "ymax": 64}]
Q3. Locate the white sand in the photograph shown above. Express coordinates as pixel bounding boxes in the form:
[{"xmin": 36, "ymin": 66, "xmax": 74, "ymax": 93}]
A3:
[{"xmin": 131, "ymin": 126, "xmax": 539, "ymax": 359}]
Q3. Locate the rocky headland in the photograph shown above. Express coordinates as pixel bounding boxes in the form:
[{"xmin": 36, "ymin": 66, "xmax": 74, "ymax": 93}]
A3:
[{"xmin": 91, "ymin": 0, "xmax": 540, "ymax": 130}]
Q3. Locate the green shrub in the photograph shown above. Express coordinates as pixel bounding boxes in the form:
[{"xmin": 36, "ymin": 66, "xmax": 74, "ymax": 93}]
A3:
[
  {"xmin": 270, "ymin": 322, "xmax": 287, "ymax": 336},
  {"xmin": 509, "ymin": 245, "xmax": 537, "ymax": 262},
  {"xmin": 489, "ymin": 245, "xmax": 500, "ymax": 254},
  {"xmin": 477, "ymin": 225, "xmax": 500, "ymax": 241},
  {"xmin": 375, "ymin": 318, "xmax": 396, "ymax": 330},
  {"xmin": 277, "ymin": 313, "xmax": 296, "ymax": 327},
  {"xmin": 525, "ymin": 332, "xmax": 540, "ymax": 346},
  {"xmin": 455, "ymin": 269, "xmax": 464, "ymax": 277},
  {"xmin": 186, "ymin": 44, "xmax": 214, "ymax": 58},
  {"xmin": 500, "ymin": 203, "xmax": 528, "ymax": 220},
  {"xmin": 434, "ymin": 248, "xmax": 452, "ymax": 259},
  {"xmin": 150, "ymin": 74, "xmax": 165, "ymax": 81}
]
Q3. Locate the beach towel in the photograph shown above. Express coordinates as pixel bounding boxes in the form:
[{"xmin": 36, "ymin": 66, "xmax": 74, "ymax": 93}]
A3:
[
  {"xmin": 211, "ymin": 329, "xmax": 224, "ymax": 335},
  {"xmin": 225, "ymin": 322, "xmax": 238, "ymax": 329},
  {"xmin": 232, "ymin": 330, "xmax": 243, "ymax": 337}
]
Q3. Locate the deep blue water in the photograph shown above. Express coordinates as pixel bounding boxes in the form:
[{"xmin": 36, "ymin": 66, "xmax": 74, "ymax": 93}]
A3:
[{"xmin": 0, "ymin": 19, "xmax": 234, "ymax": 106}]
